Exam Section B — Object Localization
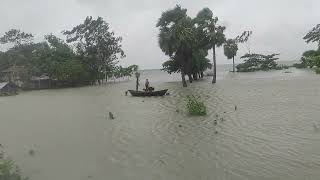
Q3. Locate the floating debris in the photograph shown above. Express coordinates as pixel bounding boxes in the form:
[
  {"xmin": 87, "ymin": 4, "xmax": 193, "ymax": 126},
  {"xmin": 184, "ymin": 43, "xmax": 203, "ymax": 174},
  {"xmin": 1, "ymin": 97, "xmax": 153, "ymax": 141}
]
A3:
[
  {"xmin": 28, "ymin": 149, "xmax": 35, "ymax": 156},
  {"xmin": 109, "ymin": 112, "xmax": 115, "ymax": 120},
  {"xmin": 125, "ymin": 91, "xmax": 128, "ymax": 96},
  {"xmin": 158, "ymin": 159, "xmax": 166, "ymax": 165},
  {"xmin": 215, "ymin": 131, "xmax": 218, "ymax": 134},
  {"xmin": 224, "ymin": 112, "xmax": 226, "ymax": 114},
  {"xmin": 178, "ymin": 124, "xmax": 182, "ymax": 128},
  {"xmin": 176, "ymin": 109, "xmax": 180, "ymax": 113},
  {"xmin": 220, "ymin": 117, "xmax": 224, "ymax": 121},
  {"xmin": 215, "ymin": 114, "xmax": 219, "ymax": 118},
  {"xmin": 235, "ymin": 105, "xmax": 238, "ymax": 111},
  {"xmin": 166, "ymin": 92, "xmax": 170, "ymax": 96},
  {"xmin": 214, "ymin": 119, "xmax": 218, "ymax": 126}
]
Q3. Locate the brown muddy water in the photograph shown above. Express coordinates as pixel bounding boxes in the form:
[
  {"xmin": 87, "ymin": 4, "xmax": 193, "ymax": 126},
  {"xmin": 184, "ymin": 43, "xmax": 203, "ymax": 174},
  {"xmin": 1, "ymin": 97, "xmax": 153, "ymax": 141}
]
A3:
[{"xmin": 1, "ymin": 66, "xmax": 320, "ymax": 180}]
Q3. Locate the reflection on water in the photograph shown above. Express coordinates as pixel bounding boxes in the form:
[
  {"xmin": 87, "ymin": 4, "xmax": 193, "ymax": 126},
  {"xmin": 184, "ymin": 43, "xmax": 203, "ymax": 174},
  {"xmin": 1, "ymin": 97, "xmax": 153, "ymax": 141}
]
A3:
[{"xmin": 0, "ymin": 66, "xmax": 320, "ymax": 180}]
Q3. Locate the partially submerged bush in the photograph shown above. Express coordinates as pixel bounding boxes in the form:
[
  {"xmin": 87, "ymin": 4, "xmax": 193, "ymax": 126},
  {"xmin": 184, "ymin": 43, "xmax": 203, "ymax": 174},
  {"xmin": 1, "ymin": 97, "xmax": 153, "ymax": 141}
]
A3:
[
  {"xmin": 186, "ymin": 95, "xmax": 207, "ymax": 116},
  {"xmin": 293, "ymin": 63, "xmax": 307, "ymax": 69},
  {"xmin": 236, "ymin": 53, "xmax": 280, "ymax": 72},
  {"xmin": 315, "ymin": 67, "xmax": 320, "ymax": 74},
  {"xmin": 0, "ymin": 150, "xmax": 27, "ymax": 180}
]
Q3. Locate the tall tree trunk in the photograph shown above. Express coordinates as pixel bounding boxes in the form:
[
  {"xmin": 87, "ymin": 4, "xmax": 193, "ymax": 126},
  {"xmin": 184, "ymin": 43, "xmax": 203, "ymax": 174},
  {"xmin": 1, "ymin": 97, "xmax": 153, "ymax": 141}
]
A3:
[
  {"xmin": 136, "ymin": 77, "xmax": 139, "ymax": 91},
  {"xmin": 188, "ymin": 74, "xmax": 193, "ymax": 83},
  {"xmin": 193, "ymin": 73, "xmax": 198, "ymax": 80},
  {"xmin": 233, "ymin": 56, "xmax": 235, "ymax": 73},
  {"xmin": 212, "ymin": 45, "xmax": 217, "ymax": 84},
  {"xmin": 181, "ymin": 71, "xmax": 187, "ymax": 87}
]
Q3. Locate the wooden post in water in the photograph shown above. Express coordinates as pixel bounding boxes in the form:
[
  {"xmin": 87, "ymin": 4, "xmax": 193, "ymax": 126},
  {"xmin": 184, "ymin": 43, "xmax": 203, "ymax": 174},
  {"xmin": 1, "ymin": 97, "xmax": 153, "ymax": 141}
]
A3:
[{"xmin": 135, "ymin": 72, "xmax": 140, "ymax": 91}]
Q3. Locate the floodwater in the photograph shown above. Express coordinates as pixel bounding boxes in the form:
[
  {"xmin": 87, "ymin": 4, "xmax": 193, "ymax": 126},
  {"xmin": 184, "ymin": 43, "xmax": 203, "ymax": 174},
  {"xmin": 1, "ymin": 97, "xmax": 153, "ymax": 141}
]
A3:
[{"xmin": 1, "ymin": 65, "xmax": 320, "ymax": 180}]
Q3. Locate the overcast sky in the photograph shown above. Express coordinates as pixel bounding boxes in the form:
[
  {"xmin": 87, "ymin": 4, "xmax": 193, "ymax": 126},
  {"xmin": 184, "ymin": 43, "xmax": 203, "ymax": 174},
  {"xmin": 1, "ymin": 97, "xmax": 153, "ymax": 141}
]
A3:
[{"xmin": 0, "ymin": 0, "xmax": 319, "ymax": 69}]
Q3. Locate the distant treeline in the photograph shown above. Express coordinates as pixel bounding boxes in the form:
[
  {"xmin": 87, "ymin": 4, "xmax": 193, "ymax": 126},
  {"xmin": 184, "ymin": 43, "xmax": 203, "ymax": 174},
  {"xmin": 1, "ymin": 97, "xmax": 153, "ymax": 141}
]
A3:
[
  {"xmin": 0, "ymin": 16, "xmax": 138, "ymax": 87},
  {"xmin": 157, "ymin": 5, "xmax": 320, "ymax": 86}
]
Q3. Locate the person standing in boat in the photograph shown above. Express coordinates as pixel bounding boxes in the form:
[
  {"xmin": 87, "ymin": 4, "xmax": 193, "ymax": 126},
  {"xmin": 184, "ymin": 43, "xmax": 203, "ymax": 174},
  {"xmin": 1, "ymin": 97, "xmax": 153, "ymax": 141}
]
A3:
[{"xmin": 145, "ymin": 79, "xmax": 150, "ymax": 91}]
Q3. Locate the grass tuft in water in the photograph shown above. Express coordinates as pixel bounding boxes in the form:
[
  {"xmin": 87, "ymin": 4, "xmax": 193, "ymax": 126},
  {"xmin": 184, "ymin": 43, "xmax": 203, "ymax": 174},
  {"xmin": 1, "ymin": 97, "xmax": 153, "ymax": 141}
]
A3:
[{"xmin": 186, "ymin": 95, "xmax": 207, "ymax": 116}]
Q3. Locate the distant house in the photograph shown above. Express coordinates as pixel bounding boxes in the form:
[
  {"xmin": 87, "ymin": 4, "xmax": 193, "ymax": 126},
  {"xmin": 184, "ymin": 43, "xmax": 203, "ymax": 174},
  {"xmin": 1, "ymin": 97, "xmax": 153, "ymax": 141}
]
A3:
[
  {"xmin": 0, "ymin": 82, "xmax": 18, "ymax": 96},
  {"xmin": 28, "ymin": 75, "xmax": 51, "ymax": 89}
]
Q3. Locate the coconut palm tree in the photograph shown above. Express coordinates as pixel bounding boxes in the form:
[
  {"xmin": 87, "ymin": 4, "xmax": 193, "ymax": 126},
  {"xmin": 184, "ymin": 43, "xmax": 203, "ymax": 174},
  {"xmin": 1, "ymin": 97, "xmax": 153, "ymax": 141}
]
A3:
[
  {"xmin": 195, "ymin": 8, "xmax": 226, "ymax": 84},
  {"xmin": 223, "ymin": 39, "xmax": 238, "ymax": 72}
]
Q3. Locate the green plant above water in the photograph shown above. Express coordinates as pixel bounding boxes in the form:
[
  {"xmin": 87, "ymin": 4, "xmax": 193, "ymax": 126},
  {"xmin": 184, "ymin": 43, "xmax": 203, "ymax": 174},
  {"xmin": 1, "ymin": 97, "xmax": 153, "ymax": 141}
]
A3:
[
  {"xmin": 0, "ymin": 158, "xmax": 27, "ymax": 180},
  {"xmin": 186, "ymin": 95, "xmax": 207, "ymax": 116}
]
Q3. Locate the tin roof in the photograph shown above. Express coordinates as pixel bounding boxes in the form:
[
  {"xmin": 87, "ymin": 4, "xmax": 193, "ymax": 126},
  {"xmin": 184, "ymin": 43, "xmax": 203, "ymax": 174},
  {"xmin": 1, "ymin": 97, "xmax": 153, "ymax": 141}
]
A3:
[{"xmin": 0, "ymin": 82, "xmax": 9, "ymax": 89}]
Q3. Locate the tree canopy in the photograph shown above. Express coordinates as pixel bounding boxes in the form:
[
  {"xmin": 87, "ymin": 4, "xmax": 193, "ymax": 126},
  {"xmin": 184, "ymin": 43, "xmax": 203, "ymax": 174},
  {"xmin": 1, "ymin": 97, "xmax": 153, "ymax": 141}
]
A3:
[
  {"xmin": 0, "ymin": 29, "xmax": 33, "ymax": 46},
  {"xmin": 223, "ymin": 39, "xmax": 238, "ymax": 59},
  {"xmin": 63, "ymin": 16, "xmax": 125, "ymax": 83},
  {"xmin": 294, "ymin": 25, "xmax": 320, "ymax": 69},
  {"xmin": 157, "ymin": 5, "xmax": 224, "ymax": 86},
  {"xmin": 304, "ymin": 24, "xmax": 320, "ymax": 50},
  {"xmin": 236, "ymin": 53, "xmax": 280, "ymax": 72},
  {"xmin": 0, "ymin": 18, "xmax": 136, "ymax": 88},
  {"xmin": 194, "ymin": 8, "xmax": 226, "ymax": 83},
  {"xmin": 223, "ymin": 39, "xmax": 238, "ymax": 72}
]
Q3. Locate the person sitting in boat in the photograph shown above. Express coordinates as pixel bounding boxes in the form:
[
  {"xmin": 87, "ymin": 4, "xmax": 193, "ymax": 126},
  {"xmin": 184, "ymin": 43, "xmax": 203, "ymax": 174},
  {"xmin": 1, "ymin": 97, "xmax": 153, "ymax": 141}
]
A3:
[
  {"xmin": 145, "ymin": 79, "xmax": 149, "ymax": 90},
  {"xmin": 144, "ymin": 79, "xmax": 154, "ymax": 92}
]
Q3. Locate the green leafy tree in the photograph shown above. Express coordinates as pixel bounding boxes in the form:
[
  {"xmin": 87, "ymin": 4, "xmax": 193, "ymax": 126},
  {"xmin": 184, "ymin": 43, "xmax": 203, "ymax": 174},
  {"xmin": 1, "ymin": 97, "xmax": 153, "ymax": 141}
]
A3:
[
  {"xmin": 162, "ymin": 58, "xmax": 181, "ymax": 74},
  {"xmin": 63, "ymin": 16, "xmax": 125, "ymax": 84},
  {"xmin": 0, "ymin": 29, "xmax": 33, "ymax": 46},
  {"xmin": 223, "ymin": 39, "xmax": 238, "ymax": 72},
  {"xmin": 0, "ymin": 29, "xmax": 34, "ymax": 72},
  {"xmin": 237, "ymin": 53, "xmax": 279, "ymax": 72},
  {"xmin": 29, "ymin": 35, "xmax": 91, "ymax": 83},
  {"xmin": 300, "ymin": 50, "xmax": 320, "ymax": 67},
  {"xmin": 304, "ymin": 24, "xmax": 320, "ymax": 50},
  {"xmin": 195, "ymin": 8, "xmax": 226, "ymax": 84}
]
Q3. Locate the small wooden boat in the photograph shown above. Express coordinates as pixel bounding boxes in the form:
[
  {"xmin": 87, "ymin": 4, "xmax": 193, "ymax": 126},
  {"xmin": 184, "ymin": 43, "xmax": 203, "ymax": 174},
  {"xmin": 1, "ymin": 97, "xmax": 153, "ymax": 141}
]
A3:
[{"xmin": 128, "ymin": 89, "xmax": 168, "ymax": 97}]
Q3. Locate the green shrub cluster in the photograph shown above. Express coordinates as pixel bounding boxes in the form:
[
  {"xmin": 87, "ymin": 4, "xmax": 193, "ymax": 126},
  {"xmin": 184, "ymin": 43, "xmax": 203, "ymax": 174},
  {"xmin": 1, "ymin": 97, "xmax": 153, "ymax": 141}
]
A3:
[
  {"xmin": 294, "ymin": 50, "xmax": 320, "ymax": 70},
  {"xmin": 186, "ymin": 95, "xmax": 207, "ymax": 116},
  {"xmin": 0, "ymin": 151, "xmax": 27, "ymax": 180}
]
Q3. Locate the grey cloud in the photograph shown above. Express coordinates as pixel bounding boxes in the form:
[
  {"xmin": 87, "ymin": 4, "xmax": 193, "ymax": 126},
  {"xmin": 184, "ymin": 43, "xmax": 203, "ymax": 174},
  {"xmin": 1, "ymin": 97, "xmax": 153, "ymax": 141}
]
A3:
[{"xmin": 1, "ymin": 0, "xmax": 320, "ymax": 69}]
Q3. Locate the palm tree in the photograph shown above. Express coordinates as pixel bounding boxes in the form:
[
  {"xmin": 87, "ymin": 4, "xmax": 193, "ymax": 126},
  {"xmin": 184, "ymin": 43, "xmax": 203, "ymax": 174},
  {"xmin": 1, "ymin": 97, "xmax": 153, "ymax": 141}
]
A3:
[
  {"xmin": 195, "ymin": 8, "xmax": 226, "ymax": 84},
  {"xmin": 223, "ymin": 39, "xmax": 238, "ymax": 72},
  {"xmin": 157, "ymin": 5, "xmax": 195, "ymax": 87}
]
